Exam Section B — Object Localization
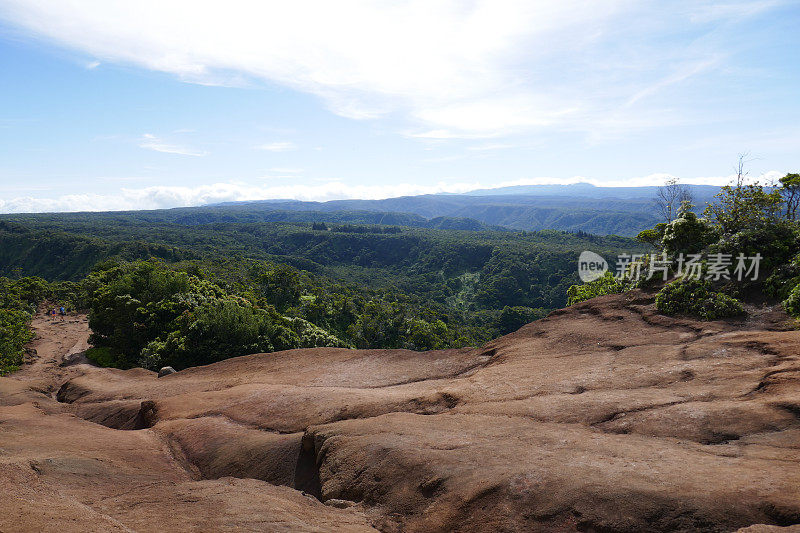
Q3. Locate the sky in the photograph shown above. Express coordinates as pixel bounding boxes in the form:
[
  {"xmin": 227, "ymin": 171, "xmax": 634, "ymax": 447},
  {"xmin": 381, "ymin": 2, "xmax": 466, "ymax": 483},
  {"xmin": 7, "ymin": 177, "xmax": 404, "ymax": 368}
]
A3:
[{"xmin": 0, "ymin": 0, "xmax": 798, "ymax": 213}]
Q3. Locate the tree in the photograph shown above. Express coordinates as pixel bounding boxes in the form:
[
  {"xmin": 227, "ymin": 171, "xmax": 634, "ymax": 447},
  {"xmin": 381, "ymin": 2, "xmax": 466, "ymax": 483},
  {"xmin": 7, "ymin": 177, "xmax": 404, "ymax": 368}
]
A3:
[
  {"xmin": 779, "ymin": 173, "xmax": 800, "ymax": 221},
  {"xmin": 255, "ymin": 264, "xmax": 303, "ymax": 311},
  {"xmin": 662, "ymin": 202, "xmax": 714, "ymax": 256},
  {"xmin": 566, "ymin": 272, "xmax": 624, "ymax": 306},
  {"xmin": 138, "ymin": 298, "xmax": 295, "ymax": 370},
  {"xmin": 495, "ymin": 306, "xmax": 545, "ymax": 335},
  {"xmin": 704, "ymin": 154, "xmax": 783, "ymax": 236},
  {"xmin": 636, "ymin": 222, "xmax": 667, "ymax": 249},
  {"xmin": 655, "ymin": 177, "xmax": 694, "ymax": 223}
]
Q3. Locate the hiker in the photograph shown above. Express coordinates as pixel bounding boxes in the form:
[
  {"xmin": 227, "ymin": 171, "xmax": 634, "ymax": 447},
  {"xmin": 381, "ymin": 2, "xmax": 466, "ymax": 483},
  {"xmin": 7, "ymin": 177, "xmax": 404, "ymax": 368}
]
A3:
[{"xmin": 59, "ymin": 306, "xmax": 66, "ymax": 320}]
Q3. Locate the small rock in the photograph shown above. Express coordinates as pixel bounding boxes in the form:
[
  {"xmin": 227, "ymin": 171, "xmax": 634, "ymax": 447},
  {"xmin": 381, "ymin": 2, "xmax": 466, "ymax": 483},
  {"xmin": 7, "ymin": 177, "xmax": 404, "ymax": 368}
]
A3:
[
  {"xmin": 158, "ymin": 366, "xmax": 177, "ymax": 378},
  {"xmin": 324, "ymin": 499, "xmax": 355, "ymax": 509}
]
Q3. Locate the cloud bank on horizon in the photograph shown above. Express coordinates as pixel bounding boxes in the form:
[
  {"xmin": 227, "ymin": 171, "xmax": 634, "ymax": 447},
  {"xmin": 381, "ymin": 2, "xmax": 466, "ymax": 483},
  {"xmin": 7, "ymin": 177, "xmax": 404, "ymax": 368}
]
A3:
[
  {"xmin": 0, "ymin": 172, "xmax": 785, "ymax": 214},
  {"xmin": 0, "ymin": 0, "xmax": 797, "ymax": 212}
]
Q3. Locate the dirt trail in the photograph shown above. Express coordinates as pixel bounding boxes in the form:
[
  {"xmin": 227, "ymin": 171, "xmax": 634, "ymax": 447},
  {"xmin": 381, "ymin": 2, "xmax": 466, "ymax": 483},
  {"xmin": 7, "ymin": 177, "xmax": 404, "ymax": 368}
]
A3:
[{"xmin": 12, "ymin": 309, "xmax": 92, "ymax": 392}]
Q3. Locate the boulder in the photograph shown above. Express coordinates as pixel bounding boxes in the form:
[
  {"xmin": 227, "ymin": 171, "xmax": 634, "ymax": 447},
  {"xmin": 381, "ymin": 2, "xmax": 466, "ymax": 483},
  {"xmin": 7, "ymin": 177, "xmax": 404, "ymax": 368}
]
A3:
[{"xmin": 157, "ymin": 366, "xmax": 176, "ymax": 378}]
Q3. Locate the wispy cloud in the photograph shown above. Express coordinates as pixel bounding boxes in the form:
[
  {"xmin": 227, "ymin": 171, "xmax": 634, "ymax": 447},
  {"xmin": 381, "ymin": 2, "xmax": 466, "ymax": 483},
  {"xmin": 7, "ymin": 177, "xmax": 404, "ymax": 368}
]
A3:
[
  {"xmin": 255, "ymin": 141, "xmax": 297, "ymax": 152},
  {"xmin": 0, "ymin": 0, "xmax": 784, "ymax": 139},
  {"xmin": 467, "ymin": 143, "xmax": 519, "ymax": 151},
  {"xmin": 624, "ymin": 58, "xmax": 720, "ymax": 107},
  {"xmin": 139, "ymin": 133, "xmax": 207, "ymax": 156}
]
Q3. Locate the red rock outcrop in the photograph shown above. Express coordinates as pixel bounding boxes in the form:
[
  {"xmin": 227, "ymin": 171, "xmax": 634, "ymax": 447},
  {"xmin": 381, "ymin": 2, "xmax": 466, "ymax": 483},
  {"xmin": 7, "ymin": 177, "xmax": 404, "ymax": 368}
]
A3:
[{"xmin": 2, "ymin": 292, "xmax": 799, "ymax": 532}]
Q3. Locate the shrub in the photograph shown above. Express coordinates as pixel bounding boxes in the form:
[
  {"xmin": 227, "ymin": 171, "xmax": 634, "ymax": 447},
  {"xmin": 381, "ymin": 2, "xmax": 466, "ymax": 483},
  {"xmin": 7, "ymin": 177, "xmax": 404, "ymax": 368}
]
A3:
[
  {"xmin": 636, "ymin": 223, "xmax": 667, "ymax": 249},
  {"xmin": 655, "ymin": 279, "xmax": 745, "ymax": 320},
  {"xmin": 709, "ymin": 220, "xmax": 799, "ymax": 276},
  {"xmin": 566, "ymin": 272, "xmax": 624, "ymax": 306},
  {"xmin": 11, "ymin": 277, "xmax": 51, "ymax": 304},
  {"xmin": 784, "ymin": 283, "xmax": 800, "ymax": 318},
  {"xmin": 404, "ymin": 318, "xmax": 449, "ymax": 351},
  {"xmin": 0, "ymin": 308, "xmax": 34, "ymax": 375},
  {"xmin": 346, "ymin": 299, "xmax": 452, "ymax": 350},
  {"xmin": 765, "ymin": 252, "xmax": 800, "ymax": 301},
  {"xmin": 661, "ymin": 203, "xmax": 715, "ymax": 256},
  {"xmin": 283, "ymin": 316, "xmax": 350, "ymax": 349},
  {"xmin": 138, "ymin": 298, "xmax": 290, "ymax": 370},
  {"xmin": 87, "ymin": 261, "xmax": 225, "ymax": 366},
  {"xmin": 85, "ymin": 346, "xmax": 120, "ymax": 368},
  {"xmin": 704, "ymin": 182, "xmax": 783, "ymax": 236},
  {"xmin": 254, "ymin": 264, "xmax": 303, "ymax": 311}
]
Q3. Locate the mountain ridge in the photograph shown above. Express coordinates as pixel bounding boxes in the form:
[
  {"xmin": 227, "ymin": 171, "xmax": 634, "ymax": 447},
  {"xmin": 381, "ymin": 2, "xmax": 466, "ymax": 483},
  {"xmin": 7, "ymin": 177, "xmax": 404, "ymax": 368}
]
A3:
[{"xmin": 203, "ymin": 183, "xmax": 722, "ymax": 235}]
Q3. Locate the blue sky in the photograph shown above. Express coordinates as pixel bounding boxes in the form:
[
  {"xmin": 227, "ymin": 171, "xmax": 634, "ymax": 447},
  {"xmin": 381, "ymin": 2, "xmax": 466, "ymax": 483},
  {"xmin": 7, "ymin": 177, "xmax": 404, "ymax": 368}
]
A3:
[{"xmin": 0, "ymin": 1, "xmax": 798, "ymax": 212}]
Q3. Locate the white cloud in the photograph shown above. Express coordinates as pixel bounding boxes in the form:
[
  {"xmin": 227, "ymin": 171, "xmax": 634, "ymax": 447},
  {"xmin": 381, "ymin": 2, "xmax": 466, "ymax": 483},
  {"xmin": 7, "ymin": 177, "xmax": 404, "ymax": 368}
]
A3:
[
  {"xmin": 139, "ymin": 133, "xmax": 207, "ymax": 156},
  {"xmin": 0, "ymin": 0, "xmax": 782, "ymax": 139},
  {"xmin": 0, "ymin": 181, "xmax": 475, "ymax": 213},
  {"xmin": 255, "ymin": 141, "xmax": 297, "ymax": 152},
  {"xmin": 85, "ymin": 60, "xmax": 100, "ymax": 69},
  {"xmin": 0, "ymin": 170, "xmax": 785, "ymax": 214}
]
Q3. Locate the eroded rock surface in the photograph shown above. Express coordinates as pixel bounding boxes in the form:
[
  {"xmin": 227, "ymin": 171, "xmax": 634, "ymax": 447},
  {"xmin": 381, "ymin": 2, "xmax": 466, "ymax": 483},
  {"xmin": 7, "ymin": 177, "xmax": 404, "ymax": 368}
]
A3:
[{"xmin": 2, "ymin": 292, "xmax": 799, "ymax": 532}]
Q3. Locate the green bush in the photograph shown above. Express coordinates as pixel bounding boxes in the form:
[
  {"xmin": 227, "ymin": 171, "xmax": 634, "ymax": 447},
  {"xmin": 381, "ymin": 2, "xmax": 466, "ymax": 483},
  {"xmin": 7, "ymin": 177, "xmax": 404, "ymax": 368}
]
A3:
[
  {"xmin": 283, "ymin": 316, "xmax": 350, "ymax": 349},
  {"xmin": 709, "ymin": 221, "xmax": 799, "ymax": 276},
  {"xmin": 85, "ymin": 346, "xmax": 120, "ymax": 368},
  {"xmin": 636, "ymin": 222, "xmax": 667, "ymax": 249},
  {"xmin": 705, "ymin": 182, "xmax": 783, "ymax": 236},
  {"xmin": 784, "ymin": 283, "xmax": 800, "ymax": 318},
  {"xmin": 655, "ymin": 279, "xmax": 745, "ymax": 320},
  {"xmin": 86, "ymin": 261, "xmax": 225, "ymax": 366},
  {"xmin": 566, "ymin": 272, "xmax": 624, "ymax": 306},
  {"xmin": 765, "ymin": 252, "xmax": 800, "ymax": 301},
  {"xmin": 661, "ymin": 203, "xmax": 715, "ymax": 256},
  {"xmin": 138, "ymin": 297, "xmax": 290, "ymax": 370},
  {"xmin": 404, "ymin": 318, "xmax": 449, "ymax": 351},
  {"xmin": 346, "ymin": 299, "xmax": 451, "ymax": 350},
  {"xmin": 0, "ymin": 308, "xmax": 34, "ymax": 375},
  {"xmin": 0, "ymin": 276, "xmax": 59, "ymax": 375}
]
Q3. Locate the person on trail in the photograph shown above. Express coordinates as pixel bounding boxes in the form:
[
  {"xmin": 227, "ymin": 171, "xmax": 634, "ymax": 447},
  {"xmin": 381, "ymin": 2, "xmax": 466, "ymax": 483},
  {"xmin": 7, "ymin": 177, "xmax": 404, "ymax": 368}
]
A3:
[{"xmin": 59, "ymin": 306, "xmax": 66, "ymax": 320}]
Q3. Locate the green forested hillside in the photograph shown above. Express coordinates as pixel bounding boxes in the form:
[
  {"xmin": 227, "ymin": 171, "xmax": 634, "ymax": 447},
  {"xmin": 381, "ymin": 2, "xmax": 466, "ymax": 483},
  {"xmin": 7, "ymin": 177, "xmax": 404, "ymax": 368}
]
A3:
[
  {"xmin": 0, "ymin": 215, "xmax": 640, "ymax": 308},
  {"xmin": 0, "ymin": 211, "xmax": 646, "ymax": 370}
]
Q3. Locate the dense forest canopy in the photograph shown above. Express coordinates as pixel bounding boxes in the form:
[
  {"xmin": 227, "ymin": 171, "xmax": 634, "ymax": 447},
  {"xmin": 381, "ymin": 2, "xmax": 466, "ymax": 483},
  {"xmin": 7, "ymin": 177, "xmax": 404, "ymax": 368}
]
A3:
[{"xmin": 0, "ymin": 209, "xmax": 645, "ymax": 372}]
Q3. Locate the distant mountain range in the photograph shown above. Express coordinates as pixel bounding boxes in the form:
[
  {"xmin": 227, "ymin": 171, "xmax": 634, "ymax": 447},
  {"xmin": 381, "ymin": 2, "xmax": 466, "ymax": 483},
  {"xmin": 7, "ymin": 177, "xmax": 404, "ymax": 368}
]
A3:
[
  {"xmin": 207, "ymin": 183, "xmax": 722, "ymax": 236},
  {"xmin": 4, "ymin": 183, "xmax": 722, "ymax": 237},
  {"xmin": 462, "ymin": 182, "xmax": 722, "ymax": 198}
]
